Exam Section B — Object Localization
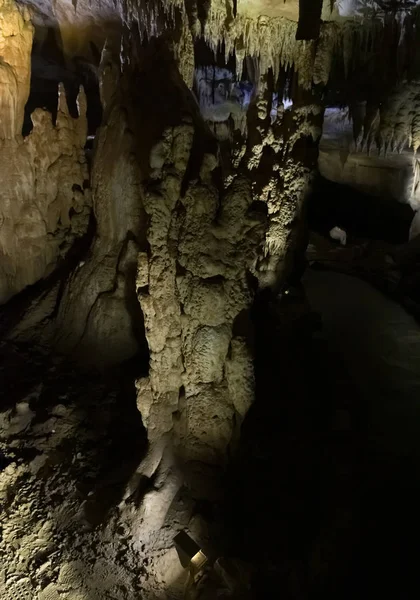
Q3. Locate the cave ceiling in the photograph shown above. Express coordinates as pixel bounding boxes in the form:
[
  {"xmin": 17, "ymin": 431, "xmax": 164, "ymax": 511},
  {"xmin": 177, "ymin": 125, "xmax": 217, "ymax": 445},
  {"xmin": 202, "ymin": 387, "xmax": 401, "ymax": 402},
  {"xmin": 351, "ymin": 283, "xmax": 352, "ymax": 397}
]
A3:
[
  {"xmin": 16, "ymin": 0, "xmax": 420, "ymax": 75},
  {"xmin": 13, "ymin": 0, "xmax": 420, "ymax": 157},
  {"xmin": 15, "ymin": 0, "xmax": 420, "ymax": 66},
  {"xmin": 17, "ymin": 0, "xmax": 420, "ymax": 26}
]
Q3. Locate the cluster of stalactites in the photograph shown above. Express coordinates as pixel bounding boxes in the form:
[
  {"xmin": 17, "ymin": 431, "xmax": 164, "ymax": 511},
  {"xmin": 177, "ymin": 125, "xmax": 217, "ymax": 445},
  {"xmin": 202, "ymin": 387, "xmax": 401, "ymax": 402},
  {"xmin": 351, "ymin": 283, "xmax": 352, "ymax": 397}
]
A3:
[
  {"xmin": 116, "ymin": 0, "xmax": 420, "ymax": 161},
  {"xmin": 118, "ymin": 0, "xmax": 336, "ymax": 88},
  {"xmin": 117, "ymin": 1, "xmax": 420, "ymax": 91},
  {"xmin": 350, "ymin": 82, "xmax": 420, "ymax": 156}
]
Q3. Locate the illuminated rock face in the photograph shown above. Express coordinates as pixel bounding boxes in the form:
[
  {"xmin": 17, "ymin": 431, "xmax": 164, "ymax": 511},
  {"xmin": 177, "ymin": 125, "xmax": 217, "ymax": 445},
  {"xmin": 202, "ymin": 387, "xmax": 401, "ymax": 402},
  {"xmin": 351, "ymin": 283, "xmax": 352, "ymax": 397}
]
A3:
[
  {"xmin": 0, "ymin": 0, "xmax": 33, "ymax": 139},
  {"xmin": 8, "ymin": 40, "xmax": 148, "ymax": 366},
  {"xmin": 0, "ymin": 88, "xmax": 90, "ymax": 305},
  {"xmin": 0, "ymin": 0, "xmax": 90, "ymax": 304}
]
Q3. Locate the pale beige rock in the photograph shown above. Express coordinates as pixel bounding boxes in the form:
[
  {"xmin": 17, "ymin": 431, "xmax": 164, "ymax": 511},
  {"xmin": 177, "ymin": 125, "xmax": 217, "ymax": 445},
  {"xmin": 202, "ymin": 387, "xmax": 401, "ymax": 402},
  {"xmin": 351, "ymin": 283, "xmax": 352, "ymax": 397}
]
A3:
[
  {"xmin": 38, "ymin": 583, "xmax": 60, "ymax": 600},
  {"xmin": 45, "ymin": 95, "xmax": 147, "ymax": 365},
  {"xmin": 0, "ymin": 0, "xmax": 33, "ymax": 139},
  {"xmin": 0, "ymin": 85, "xmax": 90, "ymax": 304},
  {"xmin": 187, "ymin": 325, "xmax": 231, "ymax": 385},
  {"xmin": 178, "ymin": 275, "xmax": 227, "ymax": 327},
  {"xmin": 182, "ymin": 384, "xmax": 235, "ymax": 464}
]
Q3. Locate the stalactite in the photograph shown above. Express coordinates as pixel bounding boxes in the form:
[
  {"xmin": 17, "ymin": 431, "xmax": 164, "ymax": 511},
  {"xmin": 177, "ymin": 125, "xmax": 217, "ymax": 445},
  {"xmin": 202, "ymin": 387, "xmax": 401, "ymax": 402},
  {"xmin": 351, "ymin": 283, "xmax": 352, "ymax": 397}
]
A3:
[{"xmin": 117, "ymin": 0, "xmax": 420, "ymax": 109}]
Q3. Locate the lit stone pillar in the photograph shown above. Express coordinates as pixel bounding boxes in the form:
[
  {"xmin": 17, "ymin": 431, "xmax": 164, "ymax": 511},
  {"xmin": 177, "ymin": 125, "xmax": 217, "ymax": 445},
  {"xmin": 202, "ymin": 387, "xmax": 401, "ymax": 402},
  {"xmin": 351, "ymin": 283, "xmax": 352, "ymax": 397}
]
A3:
[
  {"xmin": 129, "ymin": 48, "xmax": 324, "ymax": 506},
  {"xmin": 242, "ymin": 73, "xmax": 324, "ymax": 290},
  {"xmin": 135, "ymin": 107, "xmax": 259, "ymax": 501},
  {"xmin": 0, "ymin": 0, "xmax": 33, "ymax": 139}
]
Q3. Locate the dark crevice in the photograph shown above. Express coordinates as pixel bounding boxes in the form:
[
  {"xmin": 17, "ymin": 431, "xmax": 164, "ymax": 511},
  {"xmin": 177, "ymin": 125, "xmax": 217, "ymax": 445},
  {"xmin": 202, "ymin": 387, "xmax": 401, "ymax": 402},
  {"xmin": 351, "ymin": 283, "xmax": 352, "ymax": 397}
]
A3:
[{"xmin": 74, "ymin": 231, "xmax": 148, "ymax": 363}]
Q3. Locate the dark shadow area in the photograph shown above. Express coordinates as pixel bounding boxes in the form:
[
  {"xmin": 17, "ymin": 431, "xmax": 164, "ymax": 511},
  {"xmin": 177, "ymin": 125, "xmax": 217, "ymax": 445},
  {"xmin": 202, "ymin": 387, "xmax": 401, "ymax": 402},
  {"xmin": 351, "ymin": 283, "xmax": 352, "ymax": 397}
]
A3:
[
  {"xmin": 0, "ymin": 341, "xmax": 148, "ymax": 520},
  {"xmin": 123, "ymin": 260, "xmax": 150, "ymax": 372},
  {"xmin": 306, "ymin": 175, "xmax": 420, "ymax": 322},
  {"xmin": 308, "ymin": 175, "xmax": 414, "ymax": 244},
  {"xmin": 225, "ymin": 285, "xmax": 356, "ymax": 599},
  {"xmin": 303, "ymin": 267, "xmax": 420, "ymax": 599},
  {"xmin": 226, "ymin": 268, "xmax": 420, "ymax": 598},
  {"xmin": 23, "ymin": 26, "xmax": 104, "ymax": 137},
  {"xmin": 225, "ymin": 173, "xmax": 420, "ymax": 598}
]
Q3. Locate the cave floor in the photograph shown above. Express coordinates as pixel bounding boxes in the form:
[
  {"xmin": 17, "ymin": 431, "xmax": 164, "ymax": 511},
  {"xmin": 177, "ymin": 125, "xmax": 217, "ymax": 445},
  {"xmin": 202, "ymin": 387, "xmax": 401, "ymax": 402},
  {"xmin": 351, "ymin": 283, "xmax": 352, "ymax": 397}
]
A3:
[{"xmin": 0, "ymin": 344, "xmax": 150, "ymax": 600}]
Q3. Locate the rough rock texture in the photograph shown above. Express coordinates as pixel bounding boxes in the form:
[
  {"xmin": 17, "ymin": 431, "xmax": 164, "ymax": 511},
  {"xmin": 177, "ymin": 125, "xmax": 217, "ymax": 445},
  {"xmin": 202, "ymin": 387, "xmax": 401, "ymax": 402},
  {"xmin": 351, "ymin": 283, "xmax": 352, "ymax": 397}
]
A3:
[
  {"xmin": 125, "ymin": 43, "xmax": 259, "ymax": 493},
  {"xmin": 0, "ymin": 0, "xmax": 33, "ymax": 139},
  {"xmin": 67, "ymin": 33, "xmax": 322, "ymax": 594},
  {"xmin": 0, "ymin": 344, "xmax": 150, "ymax": 600},
  {"xmin": 4, "ymin": 0, "xmax": 420, "ymax": 596},
  {"xmin": 7, "ymin": 41, "xmax": 148, "ymax": 366},
  {"xmin": 243, "ymin": 75, "xmax": 323, "ymax": 288},
  {"xmin": 0, "ymin": 0, "xmax": 91, "ymax": 305},
  {"xmin": 2, "ymin": 17, "xmax": 326, "ymax": 588},
  {"xmin": 0, "ymin": 84, "xmax": 90, "ymax": 304}
]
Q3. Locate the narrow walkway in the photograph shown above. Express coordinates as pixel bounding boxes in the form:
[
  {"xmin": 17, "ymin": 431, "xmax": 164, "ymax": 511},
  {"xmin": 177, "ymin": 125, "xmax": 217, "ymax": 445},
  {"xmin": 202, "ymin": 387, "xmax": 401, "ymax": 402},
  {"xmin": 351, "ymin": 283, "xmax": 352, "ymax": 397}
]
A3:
[{"xmin": 304, "ymin": 268, "xmax": 420, "ymax": 598}]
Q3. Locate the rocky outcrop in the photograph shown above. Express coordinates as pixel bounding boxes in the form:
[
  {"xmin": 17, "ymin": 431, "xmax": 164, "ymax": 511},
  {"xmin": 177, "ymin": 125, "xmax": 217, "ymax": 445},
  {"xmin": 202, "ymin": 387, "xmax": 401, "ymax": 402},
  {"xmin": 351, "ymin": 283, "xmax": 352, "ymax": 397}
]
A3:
[
  {"xmin": 49, "ymin": 99, "xmax": 148, "ymax": 365},
  {"xmin": 79, "ymin": 36, "xmax": 324, "ymax": 595},
  {"xmin": 136, "ymin": 130, "xmax": 258, "ymax": 491},
  {"xmin": 8, "ymin": 41, "xmax": 148, "ymax": 367},
  {"xmin": 0, "ymin": 0, "xmax": 90, "ymax": 305},
  {"xmin": 0, "ymin": 91, "xmax": 90, "ymax": 306},
  {"xmin": 0, "ymin": 0, "xmax": 33, "ymax": 139}
]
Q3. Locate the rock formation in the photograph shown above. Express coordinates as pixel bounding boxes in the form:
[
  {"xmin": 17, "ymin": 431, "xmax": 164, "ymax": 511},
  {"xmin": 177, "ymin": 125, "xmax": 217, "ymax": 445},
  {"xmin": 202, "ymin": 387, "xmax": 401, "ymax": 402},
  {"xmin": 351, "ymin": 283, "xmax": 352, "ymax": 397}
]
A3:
[
  {"xmin": 2, "ymin": 0, "xmax": 420, "ymax": 596},
  {"xmin": 0, "ymin": 0, "xmax": 90, "ymax": 304}
]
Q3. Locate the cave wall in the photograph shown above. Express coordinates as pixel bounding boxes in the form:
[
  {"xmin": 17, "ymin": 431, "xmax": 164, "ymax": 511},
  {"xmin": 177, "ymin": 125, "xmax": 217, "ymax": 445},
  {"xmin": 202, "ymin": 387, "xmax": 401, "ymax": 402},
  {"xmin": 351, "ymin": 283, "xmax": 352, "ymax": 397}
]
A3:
[
  {"xmin": 7, "ymin": 40, "xmax": 149, "ymax": 367},
  {"xmin": 0, "ymin": 0, "xmax": 90, "ymax": 305},
  {"xmin": 319, "ymin": 107, "xmax": 420, "ymax": 209},
  {"xmin": 0, "ymin": 0, "xmax": 32, "ymax": 139},
  {"xmin": 49, "ymin": 46, "xmax": 148, "ymax": 366},
  {"xmin": 2, "ymin": 0, "xmax": 323, "ymax": 472}
]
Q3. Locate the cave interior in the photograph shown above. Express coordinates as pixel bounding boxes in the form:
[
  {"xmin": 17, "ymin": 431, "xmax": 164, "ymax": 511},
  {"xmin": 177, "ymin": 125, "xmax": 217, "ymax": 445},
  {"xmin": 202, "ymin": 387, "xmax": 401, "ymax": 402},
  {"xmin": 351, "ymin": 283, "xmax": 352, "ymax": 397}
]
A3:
[{"xmin": 1, "ymin": 0, "xmax": 420, "ymax": 598}]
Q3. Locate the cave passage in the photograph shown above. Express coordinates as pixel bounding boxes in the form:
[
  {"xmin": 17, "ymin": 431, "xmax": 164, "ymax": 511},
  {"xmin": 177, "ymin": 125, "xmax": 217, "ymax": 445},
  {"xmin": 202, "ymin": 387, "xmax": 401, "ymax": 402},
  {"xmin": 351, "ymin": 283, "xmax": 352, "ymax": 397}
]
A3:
[{"xmin": 304, "ymin": 268, "xmax": 420, "ymax": 597}]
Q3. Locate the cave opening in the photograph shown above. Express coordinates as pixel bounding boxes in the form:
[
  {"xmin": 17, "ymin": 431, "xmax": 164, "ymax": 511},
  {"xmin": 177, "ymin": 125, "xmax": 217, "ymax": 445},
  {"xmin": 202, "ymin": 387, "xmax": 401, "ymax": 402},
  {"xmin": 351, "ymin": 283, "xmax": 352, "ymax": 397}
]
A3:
[{"xmin": 2, "ymin": 1, "xmax": 420, "ymax": 599}]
